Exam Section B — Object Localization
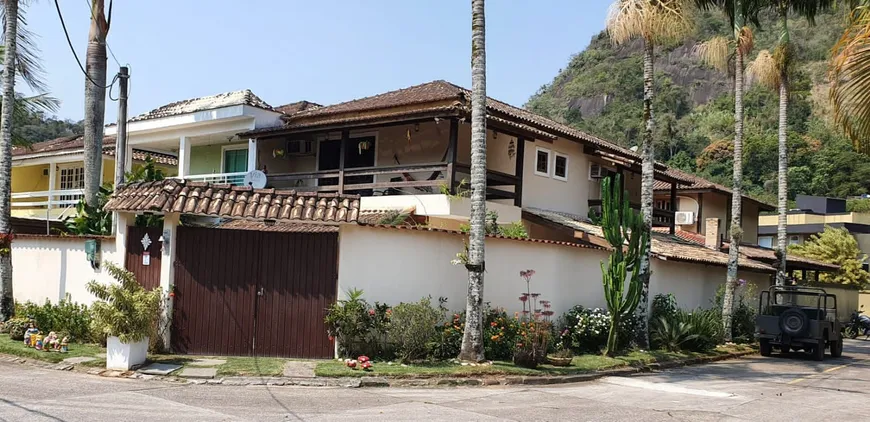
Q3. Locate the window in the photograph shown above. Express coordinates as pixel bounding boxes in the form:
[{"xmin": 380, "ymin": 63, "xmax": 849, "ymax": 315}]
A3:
[
  {"xmin": 535, "ymin": 147, "xmax": 550, "ymax": 177},
  {"xmin": 223, "ymin": 148, "xmax": 248, "ymax": 173},
  {"xmin": 758, "ymin": 236, "xmax": 774, "ymax": 248},
  {"xmin": 553, "ymin": 153, "xmax": 568, "ymax": 181},
  {"xmin": 789, "ymin": 235, "xmax": 801, "ymax": 245},
  {"xmin": 59, "ymin": 166, "xmax": 85, "ymax": 190},
  {"xmin": 58, "ymin": 166, "xmax": 84, "ymax": 202}
]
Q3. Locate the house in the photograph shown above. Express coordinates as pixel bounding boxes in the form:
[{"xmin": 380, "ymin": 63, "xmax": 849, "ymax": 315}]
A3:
[
  {"xmin": 11, "ymin": 135, "xmax": 177, "ymax": 221},
  {"xmin": 758, "ymin": 194, "xmax": 870, "ymax": 270},
  {"xmin": 13, "ymin": 80, "xmax": 800, "ymax": 359},
  {"xmin": 652, "ymin": 167, "xmax": 774, "ymax": 245}
]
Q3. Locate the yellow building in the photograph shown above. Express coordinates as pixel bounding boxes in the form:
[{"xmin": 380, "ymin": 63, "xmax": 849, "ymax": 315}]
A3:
[{"xmin": 12, "ymin": 135, "xmax": 177, "ymax": 220}]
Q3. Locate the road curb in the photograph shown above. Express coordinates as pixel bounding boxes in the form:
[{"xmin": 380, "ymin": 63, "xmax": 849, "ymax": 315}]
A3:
[{"xmin": 0, "ymin": 349, "xmax": 756, "ymax": 388}]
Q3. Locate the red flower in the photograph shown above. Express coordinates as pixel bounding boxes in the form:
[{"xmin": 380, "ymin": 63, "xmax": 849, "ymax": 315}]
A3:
[
  {"xmin": 368, "ymin": 309, "xmax": 375, "ymax": 316},
  {"xmin": 386, "ymin": 309, "xmax": 392, "ymax": 315},
  {"xmin": 328, "ymin": 335, "xmax": 335, "ymax": 341},
  {"xmin": 519, "ymin": 296, "xmax": 528, "ymax": 302},
  {"xmin": 168, "ymin": 292, "xmax": 175, "ymax": 298},
  {"xmin": 358, "ymin": 355, "xmax": 370, "ymax": 363}
]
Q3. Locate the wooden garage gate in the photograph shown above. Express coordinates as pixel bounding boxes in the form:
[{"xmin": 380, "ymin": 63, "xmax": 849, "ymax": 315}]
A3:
[{"xmin": 170, "ymin": 226, "xmax": 338, "ymax": 358}]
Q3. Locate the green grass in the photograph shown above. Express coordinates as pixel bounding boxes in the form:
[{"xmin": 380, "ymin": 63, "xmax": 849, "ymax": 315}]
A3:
[
  {"xmin": 215, "ymin": 357, "xmax": 286, "ymax": 377},
  {"xmin": 0, "ymin": 334, "xmax": 104, "ymax": 364},
  {"xmin": 314, "ymin": 344, "xmax": 754, "ymax": 378}
]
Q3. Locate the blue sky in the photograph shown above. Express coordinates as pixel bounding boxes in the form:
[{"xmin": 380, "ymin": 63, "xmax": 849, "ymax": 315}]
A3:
[{"xmin": 27, "ymin": 0, "xmax": 611, "ymax": 121}]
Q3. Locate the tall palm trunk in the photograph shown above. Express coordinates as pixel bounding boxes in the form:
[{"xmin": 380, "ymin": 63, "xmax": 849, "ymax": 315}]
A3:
[
  {"xmin": 776, "ymin": 8, "xmax": 789, "ymax": 286},
  {"xmin": 83, "ymin": 0, "xmax": 109, "ymax": 207},
  {"xmin": 635, "ymin": 37, "xmax": 655, "ymax": 350},
  {"xmin": 0, "ymin": 0, "xmax": 18, "ymax": 321},
  {"xmin": 458, "ymin": 0, "xmax": 487, "ymax": 362},
  {"xmin": 723, "ymin": 46, "xmax": 746, "ymax": 342}
]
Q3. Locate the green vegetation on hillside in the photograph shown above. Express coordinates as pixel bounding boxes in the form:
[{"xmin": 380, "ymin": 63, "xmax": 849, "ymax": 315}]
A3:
[{"xmin": 527, "ymin": 10, "xmax": 870, "ymax": 204}]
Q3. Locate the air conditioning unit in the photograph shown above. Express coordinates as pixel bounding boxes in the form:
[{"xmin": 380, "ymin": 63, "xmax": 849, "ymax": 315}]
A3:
[
  {"xmin": 286, "ymin": 139, "xmax": 314, "ymax": 155},
  {"xmin": 589, "ymin": 163, "xmax": 606, "ymax": 180},
  {"xmin": 675, "ymin": 211, "xmax": 695, "ymax": 225}
]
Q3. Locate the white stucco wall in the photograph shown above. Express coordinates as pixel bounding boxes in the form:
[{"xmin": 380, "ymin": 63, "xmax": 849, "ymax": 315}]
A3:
[
  {"xmin": 521, "ymin": 137, "xmax": 597, "ymax": 218},
  {"xmin": 338, "ymin": 225, "xmax": 609, "ymax": 316},
  {"xmin": 12, "ymin": 236, "xmax": 120, "ymax": 306},
  {"xmin": 337, "ymin": 225, "xmax": 769, "ymax": 316}
]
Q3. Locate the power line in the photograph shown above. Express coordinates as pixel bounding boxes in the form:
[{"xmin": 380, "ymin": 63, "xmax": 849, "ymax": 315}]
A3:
[{"xmin": 53, "ymin": 0, "xmax": 116, "ymax": 89}]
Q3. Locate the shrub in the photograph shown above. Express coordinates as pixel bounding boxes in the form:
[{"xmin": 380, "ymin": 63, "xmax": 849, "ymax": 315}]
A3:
[
  {"xmin": 388, "ymin": 297, "xmax": 440, "ymax": 363},
  {"xmin": 88, "ymin": 262, "xmax": 162, "ymax": 343},
  {"xmin": 324, "ymin": 289, "xmax": 391, "ymax": 358},
  {"xmin": 3, "ymin": 317, "xmax": 30, "ymax": 341},
  {"xmin": 651, "ymin": 293, "xmax": 679, "ymax": 323},
  {"xmin": 679, "ymin": 309, "xmax": 723, "ymax": 352},
  {"xmin": 714, "ymin": 283, "xmax": 757, "ymax": 343},
  {"xmin": 514, "ymin": 319, "xmax": 551, "ymax": 368},
  {"xmin": 15, "ymin": 297, "xmax": 95, "ymax": 343},
  {"xmin": 431, "ymin": 311, "xmax": 464, "ymax": 360},
  {"xmin": 650, "ymin": 316, "xmax": 698, "ymax": 352},
  {"xmin": 557, "ymin": 306, "xmax": 636, "ymax": 354},
  {"xmin": 484, "ymin": 307, "xmax": 520, "ymax": 360}
]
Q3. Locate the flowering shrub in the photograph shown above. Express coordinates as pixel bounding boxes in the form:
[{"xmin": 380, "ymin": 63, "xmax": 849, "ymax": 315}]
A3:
[
  {"xmin": 431, "ymin": 311, "xmax": 464, "ymax": 360},
  {"xmin": 324, "ymin": 289, "xmax": 392, "ymax": 358},
  {"xmin": 557, "ymin": 306, "xmax": 636, "ymax": 354},
  {"xmin": 514, "ymin": 319, "xmax": 552, "ymax": 368},
  {"xmin": 484, "ymin": 308, "xmax": 520, "ymax": 360}
]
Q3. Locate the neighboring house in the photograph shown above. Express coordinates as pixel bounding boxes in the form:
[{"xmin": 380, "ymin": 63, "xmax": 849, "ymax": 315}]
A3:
[
  {"xmin": 653, "ymin": 168, "xmax": 774, "ymax": 246},
  {"xmin": 758, "ymin": 195, "xmax": 870, "ymax": 269},
  {"xmin": 11, "ymin": 135, "xmax": 177, "ymax": 221}
]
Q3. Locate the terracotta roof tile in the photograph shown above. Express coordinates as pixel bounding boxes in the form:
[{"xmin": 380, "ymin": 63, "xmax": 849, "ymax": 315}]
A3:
[
  {"xmin": 274, "ymin": 100, "xmax": 322, "ymax": 115},
  {"xmin": 651, "ymin": 227, "xmax": 707, "ymax": 245},
  {"xmin": 128, "ymin": 89, "xmax": 272, "ymax": 122},
  {"xmin": 525, "ymin": 207, "xmax": 774, "ymax": 272},
  {"xmin": 653, "ymin": 167, "xmax": 774, "ymax": 210},
  {"xmin": 193, "ymin": 219, "xmax": 339, "ymax": 233},
  {"xmin": 12, "ymin": 135, "xmax": 178, "ymax": 165},
  {"xmin": 359, "ymin": 223, "xmax": 608, "ymax": 250},
  {"xmin": 722, "ymin": 243, "xmax": 840, "ymax": 271},
  {"xmin": 105, "ymin": 179, "xmax": 360, "ymax": 223}
]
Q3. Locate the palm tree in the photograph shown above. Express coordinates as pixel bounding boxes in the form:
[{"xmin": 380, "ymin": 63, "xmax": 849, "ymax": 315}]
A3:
[
  {"xmin": 83, "ymin": 0, "xmax": 110, "ymax": 207},
  {"xmin": 830, "ymin": 1, "xmax": 870, "ymax": 148},
  {"xmin": 605, "ymin": 0, "xmax": 696, "ymax": 349},
  {"xmin": 695, "ymin": 0, "xmax": 763, "ymax": 342},
  {"xmin": 458, "ymin": 0, "xmax": 488, "ymax": 362},
  {"xmin": 748, "ymin": 1, "xmax": 832, "ymax": 287},
  {"xmin": 0, "ymin": 0, "xmax": 18, "ymax": 321}
]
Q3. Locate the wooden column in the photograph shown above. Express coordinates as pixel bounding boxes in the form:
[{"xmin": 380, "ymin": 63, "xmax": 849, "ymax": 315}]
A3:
[
  {"xmin": 514, "ymin": 136, "xmax": 526, "ymax": 207},
  {"xmin": 446, "ymin": 119, "xmax": 459, "ymax": 194},
  {"xmin": 696, "ymin": 194, "xmax": 704, "ymax": 233},
  {"xmin": 670, "ymin": 182, "xmax": 677, "ymax": 234},
  {"xmin": 338, "ymin": 129, "xmax": 349, "ymax": 194}
]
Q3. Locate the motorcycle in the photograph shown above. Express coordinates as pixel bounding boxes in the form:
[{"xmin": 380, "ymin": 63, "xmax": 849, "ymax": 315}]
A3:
[{"xmin": 845, "ymin": 308, "xmax": 870, "ymax": 339}]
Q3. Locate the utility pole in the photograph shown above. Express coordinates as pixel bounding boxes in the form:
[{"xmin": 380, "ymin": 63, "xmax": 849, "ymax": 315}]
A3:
[{"xmin": 114, "ymin": 66, "xmax": 129, "ymax": 187}]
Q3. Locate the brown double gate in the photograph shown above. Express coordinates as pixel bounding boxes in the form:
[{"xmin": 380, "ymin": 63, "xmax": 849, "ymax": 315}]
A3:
[{"xmin": 171, "ymin": 226, "xmax": 338, "ymax": 358}]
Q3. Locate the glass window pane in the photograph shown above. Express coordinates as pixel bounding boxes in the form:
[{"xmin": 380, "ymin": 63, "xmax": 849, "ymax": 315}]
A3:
[
  {"xmin": 554, "ymin": 155, "xmax": 567, "ymax": 178},
  {"xmin": 536, "ymin": 150, "xmax": 549, "ymax": 174},
  {"xmin": 224, "ymin": 149, "xmax": 248, "ymax": 173}
]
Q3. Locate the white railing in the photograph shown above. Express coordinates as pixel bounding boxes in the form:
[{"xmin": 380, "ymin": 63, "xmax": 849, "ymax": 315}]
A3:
[
  {"xmin": 178, "ymin": 172, "xmax": 247, "ymax": 185},
  {"xmin": 11, "ymin": 189, "xmax": 84, "ymax": 220}
]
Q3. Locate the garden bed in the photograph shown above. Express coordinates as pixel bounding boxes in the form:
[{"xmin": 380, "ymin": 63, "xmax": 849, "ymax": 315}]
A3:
[
  {"xmin": 0, "ymin": 334, "xmax": 104, "ymax": 364},
  {"xmin": 315, "ymin": 344, "xmax": 755, "ymax": 378}
]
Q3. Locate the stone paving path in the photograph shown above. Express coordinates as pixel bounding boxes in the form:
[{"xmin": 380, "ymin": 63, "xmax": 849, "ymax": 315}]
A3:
[{"xmin": 283, "ymin": 361, "xmax": 316, "ymax": 378}]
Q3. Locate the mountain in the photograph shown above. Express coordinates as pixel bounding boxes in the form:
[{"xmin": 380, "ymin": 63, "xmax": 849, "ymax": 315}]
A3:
[{"xmin": 526, "ymin": 9, "xmax": 870, "ymax": 205}]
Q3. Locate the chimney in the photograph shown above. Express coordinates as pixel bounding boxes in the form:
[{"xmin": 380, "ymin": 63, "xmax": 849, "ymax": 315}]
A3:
[{"xmin": 705, "ymin": 218, "xmax": 720, "ymax": 250}]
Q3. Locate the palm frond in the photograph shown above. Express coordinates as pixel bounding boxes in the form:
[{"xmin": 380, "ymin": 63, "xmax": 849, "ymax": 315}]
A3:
[
  {"xmin": 747, "ymin": 49, "xmax": 780, "ymax": 88},
  {"xmin": 737, "ymin": 25, "xmax": 755, "ymax": 55},
  {"xmin": 11, "ymin": 93, "xmax": 60, "ymax": 146},
  {"xmin": 787, "ymin": 0, "xmax": 836, "ymax": 25},
  {"xmin": 830, "ymin": 6, "xmax": 870, "ymax": 152},
  {"xmin": 693, "ymin": 36, "xmax": 731, "ymax": 71},
  {"xmin": 606, "ymin": 0, "xmax": 697, "ymax": 45},
  {"xmin": 0, "ymin": 3, "xmax": 48, "ymax": 92}
]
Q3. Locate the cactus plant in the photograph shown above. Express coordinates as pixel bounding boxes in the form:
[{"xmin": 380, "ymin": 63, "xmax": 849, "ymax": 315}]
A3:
[{"xmin": 600, "ymin": 174, "xmax": 649, "ymax": 356}]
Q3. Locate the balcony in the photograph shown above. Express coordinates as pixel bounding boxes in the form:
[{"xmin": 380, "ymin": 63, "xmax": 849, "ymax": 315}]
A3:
[
  {"xmin": 178, "ymin": 172, "xmax": 247, "ymax": 185},
  {"xmin": 11, "ymin": 189, "xmax": 84, "ymax": 220}
]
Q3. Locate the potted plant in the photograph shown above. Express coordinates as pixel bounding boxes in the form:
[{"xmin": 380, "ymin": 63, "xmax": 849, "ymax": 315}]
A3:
[
  {"xmin": 547, "ymin": 346, "xmax": 574, "ymax": 367},
  {"xmin": 87, "ymin": 262, "xmax": 161, "ymax": 370}
]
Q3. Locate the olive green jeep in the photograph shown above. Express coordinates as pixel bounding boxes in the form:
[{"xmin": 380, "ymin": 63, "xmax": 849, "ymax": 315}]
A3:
[{"xmin": 755, "ymin": 286, "xmax": 842, "ymax": 361}]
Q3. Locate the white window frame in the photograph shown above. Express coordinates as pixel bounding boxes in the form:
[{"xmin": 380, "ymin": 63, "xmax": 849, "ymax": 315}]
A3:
[
  {"xmin": 57, "ymin": 163, "xmax": 85, "ymax": 190},
  {"xmin": 553, "ymin": 152, "xmax": 569, "ymax": 181},
  {"xmin": 220, "ymin": 144, "xmax": 250, "ymax": 174},
  {"xmin": 534, "ymin": 147, "xmax": 551, "ymax": 178}
]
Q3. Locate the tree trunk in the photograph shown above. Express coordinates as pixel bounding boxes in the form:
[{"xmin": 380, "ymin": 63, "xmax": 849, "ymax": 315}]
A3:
[
  {"xmin": 723, "ymin": 47, "xmax": 746, "ymax": 342},
  {"xmin": 605, "ymin": 313, "xmax": 620, "ymax": 357},
  {"xmin": 83, "ymin": 0, "xmax": 109, "ymax": 207},
  {"xmin": 776, "ymin": 77, "xmax": 788, "ymax": 286},
  {"xmin": 0, "ymin": 0, "xmax": 18, "ymax": 321},
  {"xmin": 635, "ymin": 38, "xmax": 655, "ymax": 350},
  {"xmin": 776, "ymin": 7, "xmax": 789, "ymax": 286},
  {"xmin": 458, "ymin": 0, "xmax": 487, "ymax": 363}
]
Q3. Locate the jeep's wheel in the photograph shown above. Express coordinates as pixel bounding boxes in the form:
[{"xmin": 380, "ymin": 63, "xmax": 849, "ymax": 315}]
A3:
[
  {"xmin": 814, "ymin": 340, "xmax": 826, "ymax": 361},
  {"xmin": 831, "ymin": 339, "xmax": 844, "ymax": 358},
  {"xmin": 760, "ymin": 340, "xmax": 772, "ymax": 357}
]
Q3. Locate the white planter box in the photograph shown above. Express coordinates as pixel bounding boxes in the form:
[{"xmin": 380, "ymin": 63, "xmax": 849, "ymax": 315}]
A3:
[{"xmin": 106, "ymin": 336, "xmax": 149, "ymax": 370}]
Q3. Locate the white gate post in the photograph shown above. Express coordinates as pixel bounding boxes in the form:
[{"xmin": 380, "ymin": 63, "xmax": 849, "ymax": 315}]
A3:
[{"xmin": 159, "ymin": 213, "xmax": 180, "ymax": 351}]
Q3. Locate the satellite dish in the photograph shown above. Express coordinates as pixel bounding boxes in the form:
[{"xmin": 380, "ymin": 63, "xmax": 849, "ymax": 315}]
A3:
[{"xmin": 244, "ymin": 170, "xmax": 267, "ymax": 189}]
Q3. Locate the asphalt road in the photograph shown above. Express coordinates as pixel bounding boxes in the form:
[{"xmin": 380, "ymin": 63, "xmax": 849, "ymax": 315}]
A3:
[{"xmin": 2, "ymin": 340, "xmax": 870, "ymax": 421}]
